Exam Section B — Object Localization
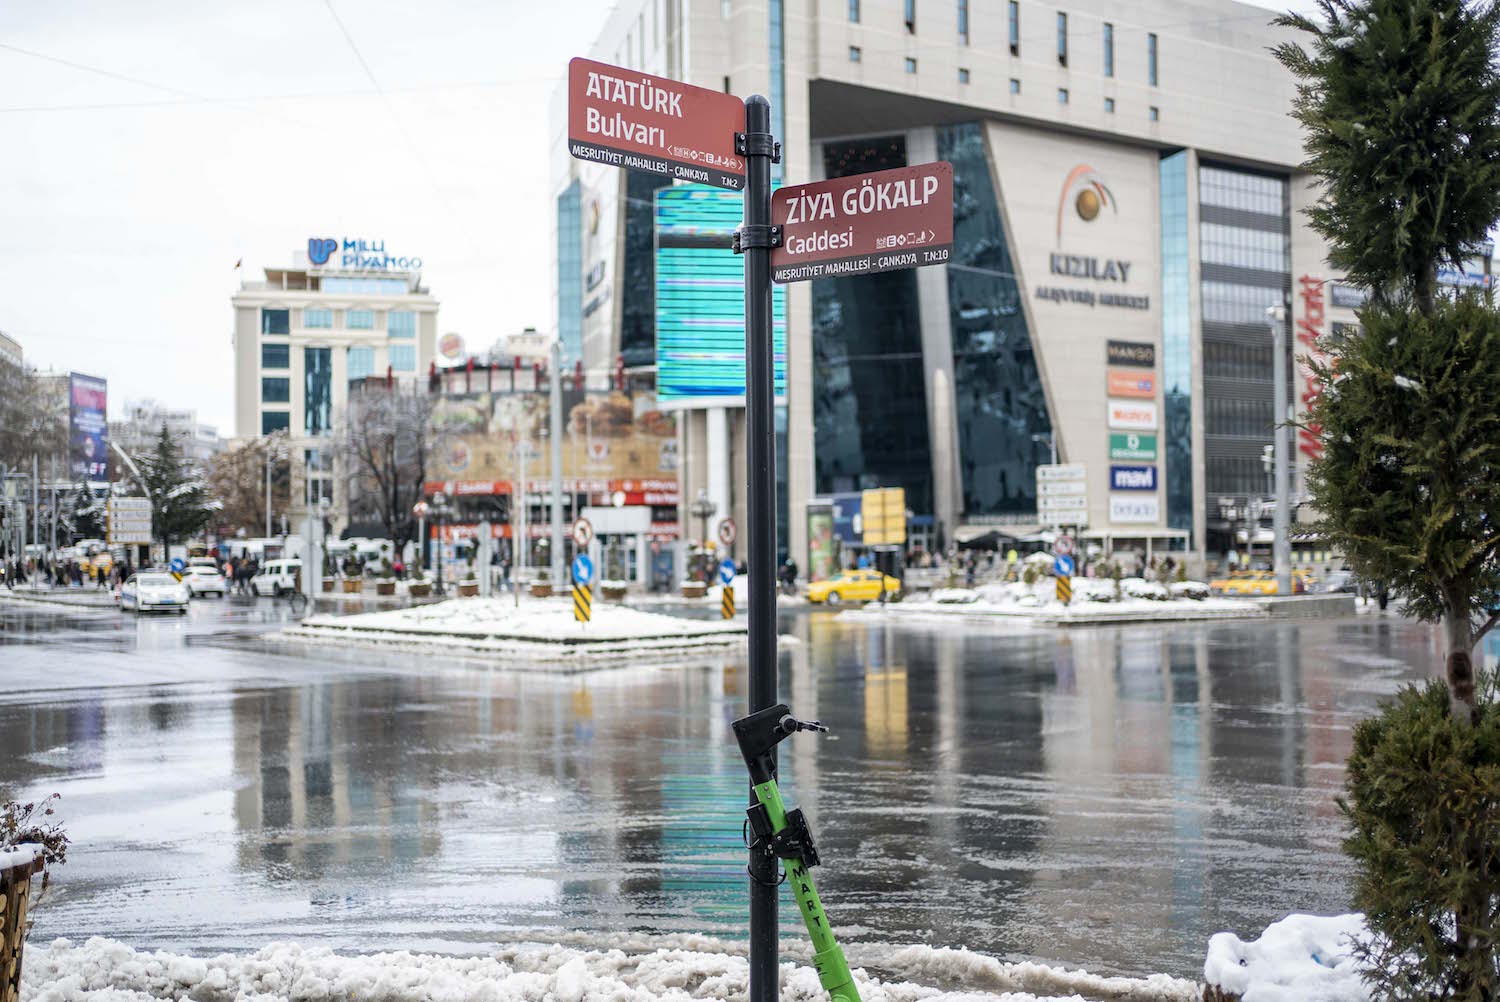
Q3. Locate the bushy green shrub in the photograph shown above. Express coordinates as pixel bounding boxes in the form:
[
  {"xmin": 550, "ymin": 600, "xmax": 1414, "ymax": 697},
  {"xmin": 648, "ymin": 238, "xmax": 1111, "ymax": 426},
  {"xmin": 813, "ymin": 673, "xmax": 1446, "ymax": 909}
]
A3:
[{"xmin": 1342, "ymin": 676, "xmax": 1500, "ymax": 999}]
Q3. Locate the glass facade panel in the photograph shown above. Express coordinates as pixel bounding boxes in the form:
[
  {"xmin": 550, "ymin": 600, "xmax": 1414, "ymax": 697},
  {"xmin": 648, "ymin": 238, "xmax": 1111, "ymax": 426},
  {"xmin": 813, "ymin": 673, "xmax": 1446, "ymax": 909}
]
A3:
[
  {"xmin": 1148, "ymin": 33, "xmax": 1158, "ymax": 85},
  {"xmin": 812, "ymin": 136, "xmax": 933, "ymax": 515},
  {"xmin": 1160, "ymin": 151, "xmax": 1192, "ymax": 535},
  {"xmin": 261, "ymin": 377, "xmax": 290, "ymax": 403},
  {"xmin": 347, "ymin": 346, "xmax": 375, "ymax": 381},
  {"xmin": 905, "ymin": 0, "xmax": 915, "ymax": 32},
  {"xmin": 261, "ymin": 309, "xmax": 289, "ymax": 335},
  {"xmin": 304, "ymin": 347, "xmax": 333, "ymax": 435},
  {"xmin": 958, "ymin": 0, "xmax": 969, "ymax": 43},
  {"xmin": 1103, "ymin": 22, "xmax": 1114, "ymax": 76},
  {"xmin": 389, "ymin": 344, "xmax": 416, "ymax": 371},
  {"xmin": 347, "ymin": 309, "xmax": 375, "ymax": 330},
  {"xmin": 321, "ymin": 277, "xmax": 409, "ymax": 295},
  {"xmin": 303, "ymin": 308, "xmax": 333, "ymax": 329},
  {"xmin": 849, "ymin": 0, "xmax": 859, "ymax": 21},
  {"xmin": 261, "ymin": 411, "xmax": 289, "ymax": 435},
  {"xmin": 1197, "ymin": 163, "xmax": 1290, "ymax": 548},
  {"xmin": 261, "ymin": 343, "xmax": 289, "ymax": 369},
  {"xmin": 1057, "ymin": 12, "xmax": 1067, "ymax": 64},
  {"xmin": 388, "ymin": 311, "xmax": 416, "ymax": 338},
  {"xmin": 938, "ymin": 122, "xmax": 1052, "ymax": 518},
  {"xmin": 770, "ymin": 0, "xmax": 785, "ymax": 180},
  {"xmin": 1008, "ymin": 1, "xmax": 1019, "ymax": 53},
  {"xmin": 622, "ymin": 171, "xmax": 672, "ymax": 368},
  {"xmin": 557, "ymin": 179, "xmax": 583, "ymax": 364}
]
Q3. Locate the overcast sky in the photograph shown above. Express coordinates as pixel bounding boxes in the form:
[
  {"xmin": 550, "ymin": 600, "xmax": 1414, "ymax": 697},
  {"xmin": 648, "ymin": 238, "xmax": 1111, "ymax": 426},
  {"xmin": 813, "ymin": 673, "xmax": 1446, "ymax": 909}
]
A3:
[{"xmin": 2, "ymin": 0, "xmax": 1296, "ymax": 436}]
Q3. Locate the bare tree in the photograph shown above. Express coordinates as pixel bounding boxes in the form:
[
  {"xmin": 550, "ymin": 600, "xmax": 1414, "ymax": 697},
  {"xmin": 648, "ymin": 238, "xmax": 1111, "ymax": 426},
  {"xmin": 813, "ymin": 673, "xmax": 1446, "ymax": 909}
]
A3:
[
  {"xmin": 337, "ymin": 380, "xmax": 438, "ymax": 552},
  {"xmin": 206, "ymin": 432, "xmax": 291, "ymax": 537},
  {"xmin": 0, "ymin": 356, "xmax": 66, "ymax": 473}
]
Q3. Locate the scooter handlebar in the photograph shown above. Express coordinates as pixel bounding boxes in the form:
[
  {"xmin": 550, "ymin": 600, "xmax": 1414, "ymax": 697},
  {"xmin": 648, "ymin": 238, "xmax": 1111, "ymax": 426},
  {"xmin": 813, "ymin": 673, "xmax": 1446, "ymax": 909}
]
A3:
[{"xmin": 778, "ymin": 714, "xmax": 828, "ymax": 735}]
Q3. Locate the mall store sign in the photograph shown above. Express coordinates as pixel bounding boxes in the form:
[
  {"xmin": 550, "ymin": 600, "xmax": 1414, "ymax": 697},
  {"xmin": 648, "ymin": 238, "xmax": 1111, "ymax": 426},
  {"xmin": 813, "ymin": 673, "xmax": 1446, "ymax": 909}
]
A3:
[
  {"xmin": 1107, "ymin": 399, "xmax": 1158, "ymax": 430},
  {"xmin": 1109, "ymin": 432, "xmax": 1157, "ymax": 461},
  {"xmin": 1109, "ymin": 495, "xmax": 1160, "ymax": 523}
]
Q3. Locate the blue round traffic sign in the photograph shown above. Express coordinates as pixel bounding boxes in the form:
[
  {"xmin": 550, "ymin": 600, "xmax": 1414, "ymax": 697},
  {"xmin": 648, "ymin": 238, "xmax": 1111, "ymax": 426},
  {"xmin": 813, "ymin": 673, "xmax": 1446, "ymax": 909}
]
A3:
[
  {"xmin": 571, "ymin": 553, "xmax": 594, "ymax": 585},
  {"xmin": 718, "ymin": 558, "xmax": 736, "ymax": 585},
  {"xmin": 1054, "ymin": 554, "xmax": 1075, "ymax": 577},
  {"xmin": 170, "ymin": 557, "xmax": 186, "ymax": 574}
]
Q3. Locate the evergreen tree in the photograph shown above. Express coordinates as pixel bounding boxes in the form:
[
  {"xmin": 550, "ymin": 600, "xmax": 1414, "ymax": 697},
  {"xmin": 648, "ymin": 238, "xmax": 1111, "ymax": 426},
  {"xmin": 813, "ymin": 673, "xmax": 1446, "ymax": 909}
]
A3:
[
  {"xmin": 137, "ymin": 423, "xmax": 218, "ymax": 561},
  {"xmin": 1278, "ymin": 0, "xmax": 1500, "ymax": 719},
  {"xmin": 1275, "ymin": 0, "xmax": 1500, "ymax": 310},
  {"xmin": 70, "ymin": 484, "xmax": 104, "ymax": 542}
]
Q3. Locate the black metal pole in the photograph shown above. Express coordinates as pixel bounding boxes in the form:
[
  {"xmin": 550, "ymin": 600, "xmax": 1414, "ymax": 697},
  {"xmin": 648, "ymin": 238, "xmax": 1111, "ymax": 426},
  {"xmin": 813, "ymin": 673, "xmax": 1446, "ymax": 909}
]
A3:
[{"xmin": 742, "ymin": 93, "xmax": 779, "ymax": 1002}]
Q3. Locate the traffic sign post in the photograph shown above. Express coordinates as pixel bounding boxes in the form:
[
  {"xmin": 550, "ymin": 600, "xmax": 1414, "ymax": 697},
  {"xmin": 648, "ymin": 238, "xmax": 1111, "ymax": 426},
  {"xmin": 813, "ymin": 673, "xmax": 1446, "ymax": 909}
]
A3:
[
  {"xmin": 1054, "ymin": 554, "xmax": 1075, "ymax": 577},
  {"xmin": 1055, "ymin": 534, "xmax": 1075, "ymax": 557},
  {"xmin": 717, "ymin": 517, "xmax": 737, "ymax": 548},
  {"xmin": 169, "ymin": 556, "xmax": 185, "ymax": 581},
  {"xmin": 720, "ymin": 558, "xmax": 736, "ymax": 619},
  {"xmin": 1056, "ymin": 575, "xmax": 1073, "ymax": 605},
  {"xmin": 571, "ymin": 517, "xmax": 594, "ymax": 550},
  {"xmin": 571, "ymin": 553, "xmax": 594, "ymax": 624}
]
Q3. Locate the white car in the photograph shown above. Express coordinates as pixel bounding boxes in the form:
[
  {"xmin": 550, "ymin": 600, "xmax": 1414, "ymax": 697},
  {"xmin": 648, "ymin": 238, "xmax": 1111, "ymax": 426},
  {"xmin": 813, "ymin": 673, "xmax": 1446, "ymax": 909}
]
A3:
[
  {"xmin": 120, "ymin": 572, "xmax": 191, "ymax": 614},
  {"xmin": 250, "ymin": 559, "xmax": 302, "ymax": 597},
  {"xmin": 183, "ymin": 564, "xmax": 227, "ymax": 597}
]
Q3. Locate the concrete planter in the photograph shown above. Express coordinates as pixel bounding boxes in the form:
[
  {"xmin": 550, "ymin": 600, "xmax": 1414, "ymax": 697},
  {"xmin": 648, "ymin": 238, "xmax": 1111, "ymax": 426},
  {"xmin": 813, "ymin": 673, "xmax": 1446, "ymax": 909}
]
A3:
[
  {"xmin": 321, "ymin": 579, "xmax": 335, "ymax": 592},
  {"xmin": 681, "ymin": 582, "xmax": 708, "ymax": 600},
  {"xmin": 601, "ymin": 585, "xmax": 628, "ymax": 602},
  {"xmin": 458, "ymin": 581, "xmax": 479, "ymax": 597},
  {"xmin": 1, "ymin": 846, "xmax": 43, "ymax": 1002},
  {"xmin": 341, "ymin": 579, "xmax": 363, "ymax": 594},
  {"xmin": 408, "ymin": 582, "xmax": 432, "ymax": 598},
  {"xmin": 375, "ymin": 581, "xmax": 396, "ymax": 596},
  {"xmin": 529, "ymin": 582, "xmax": 553, "ymax": 599}
]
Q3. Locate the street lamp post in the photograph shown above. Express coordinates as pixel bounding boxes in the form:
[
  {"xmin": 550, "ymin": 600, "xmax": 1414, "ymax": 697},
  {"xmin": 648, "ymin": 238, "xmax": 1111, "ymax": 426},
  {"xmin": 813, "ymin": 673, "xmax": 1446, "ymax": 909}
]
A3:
[
  {"xmin": 1031, "ymin": 431, "xmax": 1058, "ymax": 466},
  {"xmin": 1266, "ymin": 304, "xmax": 1292, "ymax": 596},
  {"xmin": 412, "ymin": 499, "xmax": 430, "ymax": 577}
]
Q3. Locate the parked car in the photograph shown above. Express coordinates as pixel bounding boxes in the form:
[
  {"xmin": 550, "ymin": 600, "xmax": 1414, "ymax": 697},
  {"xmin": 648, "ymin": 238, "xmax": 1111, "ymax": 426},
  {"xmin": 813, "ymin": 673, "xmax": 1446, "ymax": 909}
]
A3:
[
  {"xmin": 184, "ymin": 564, "xmax": 227, "ymax": 597},
  {"xmin": 806, "ymin": 570, "xmax": 901, "ymax": 605},
  {"xmin": 120, "ymin": 572, "xmax": 191, "ymax": 614},
  {"xmin": 1209, "ymin": 570, "xmax": 1312, "ymax": 595},
  {"xmin": 250, "ymin": 559, "xmax": 302, "ymax": 597},
  {"xmin": 1318, "ymin": 569, "xmax": 1357, "ymax": 594}
]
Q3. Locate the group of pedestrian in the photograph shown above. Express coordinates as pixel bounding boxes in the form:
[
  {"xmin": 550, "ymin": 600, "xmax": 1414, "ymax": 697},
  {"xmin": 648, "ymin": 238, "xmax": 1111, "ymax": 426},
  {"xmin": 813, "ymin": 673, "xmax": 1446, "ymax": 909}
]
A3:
[{"xmin": 225, "ymin": 554, "xmax": 259, "ymax": 594}]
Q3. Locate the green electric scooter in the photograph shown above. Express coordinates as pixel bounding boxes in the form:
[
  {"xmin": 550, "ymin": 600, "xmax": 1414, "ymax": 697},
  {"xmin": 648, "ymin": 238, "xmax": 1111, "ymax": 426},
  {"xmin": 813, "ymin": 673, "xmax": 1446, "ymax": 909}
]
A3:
[{"xmin": 733, "ymin": 704, "xmax": 861, "ymax": 1002}]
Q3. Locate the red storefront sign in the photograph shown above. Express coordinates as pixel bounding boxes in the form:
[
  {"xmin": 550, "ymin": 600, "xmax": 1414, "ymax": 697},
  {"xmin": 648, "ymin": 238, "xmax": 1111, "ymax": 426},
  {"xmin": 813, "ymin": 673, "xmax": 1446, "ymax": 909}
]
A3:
[{"xmin": 1296, "ymin": 275, "xmax": 1327, "ymax": 461}]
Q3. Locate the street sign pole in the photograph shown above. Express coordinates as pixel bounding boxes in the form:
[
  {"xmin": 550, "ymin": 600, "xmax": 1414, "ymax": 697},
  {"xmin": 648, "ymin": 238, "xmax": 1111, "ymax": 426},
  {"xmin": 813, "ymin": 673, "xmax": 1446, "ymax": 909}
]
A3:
[{"xmin": 740, "ymin": 93, "xmax": 779, "ymax": 1002}]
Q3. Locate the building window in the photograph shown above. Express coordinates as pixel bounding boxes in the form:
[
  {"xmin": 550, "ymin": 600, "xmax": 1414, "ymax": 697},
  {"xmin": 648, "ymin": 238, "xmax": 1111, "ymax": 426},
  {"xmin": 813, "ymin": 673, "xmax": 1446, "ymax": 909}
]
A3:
[
  {"xmin": 1104, "ymin": 96, "xmax": 1115, "ymax": 113},
  {"xmin": 1008, "ymin": 1, "xmax": 1019, "ymax": 54},
  {"xmin": 388, "ymin": 311, "xmax": 415, "ymax": 338},
  {"xmin": 261, "ymin": 411, "xmax": 289, "ymax": 435},
  {"xmin": 1057, "ymin": 12, "xmax": 1067, "ymax": 66},
  {"xmin": 904, "ymin": 0, "xmax": 916, "ymax": 33},
  {"xmin": 721, "ymin": 0, "xmax": 730, "ymax": 17},
  {"xmin": 849, "ymin": 45, "xmax": 862, "ymax": 62},
  {"xmin": 958, "ymin": 0, "xmax": 969, "ymax": 43},
  {"xmin": 1104, "ymin": 22, "xmax": 1114, "ymax": 76},
  {"xmin": 905, "ymin": 57, "xmax": 918, "ymax": 73},
  {"xmin": 303, "ymin": 308, "xmax": 332, "ymax": 329},
  {"xmin": 346, "ymin": 309, "xmax": 374, "ymax": 330},
  {"xmin": 261, "ymin": 309, "xmax": 289, "ymax": 335},
  {"xmin": 959, "ymin": 67, "xmax": 971, "ymax": 84},
  {"xmin": 1150, "ymin": 105, "xmax": 1160, "ymax": 121},
  {"xmin": 389, "ymin": 344, "xmax": 416, "ymax": 372},
  {"xmin": 1148, "ymin": 33, "xmax": 1158, "ymax": 85},
  {"xmin": 723, "ymin": 75, "xmax": 731, "ymax": 92},
  {"xmin": 305, "ymin": 347, "xmax": 332, "ymax": 435},
  {"xmin": 261, "ymin": 343, "xmax": 289, "ymax": 369},
  {"xmin": 1009, "ymin": 77, "xmax": 1021, "ymax": 94},
  {"xmin": 261, "ymin": 377, "xmax": 290, "ymax": 403},
  {"xmin": 848, "ymin": 0, "xmax": 859, "ymax": 21},
  {"xmin": 347, "ymin": 346, "xmax": 374, "ymax": 382},
  {"xmin": 1161, "ymin": 151, "xmax": 1193, "ymax": 536},
  {"xmin": 1058, "ymin": 87, "xmax": 1069, "ymax": 104},
  {"xmin": 305, "ymin": 448, "xmax": 333, "ymax": 508}
]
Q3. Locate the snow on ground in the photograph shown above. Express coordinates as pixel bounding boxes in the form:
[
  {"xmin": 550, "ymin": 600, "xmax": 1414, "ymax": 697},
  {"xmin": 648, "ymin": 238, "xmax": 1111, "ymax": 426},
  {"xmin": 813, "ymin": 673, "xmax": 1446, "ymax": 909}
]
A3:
[
  {"xmin": 1203, "ymin": 913, "xmax": 1369, "ymax": 1002},
  {"xmin": 851, "ymin": 579, "xmax": 1266, "ymax": 625},
  {"xmin": 19, "ymin": 936, "xmax": 1200, "ymax": 1002},
  {"xmin": 275, "ymin": 596, "xmax": 747, "ymax": 666}
]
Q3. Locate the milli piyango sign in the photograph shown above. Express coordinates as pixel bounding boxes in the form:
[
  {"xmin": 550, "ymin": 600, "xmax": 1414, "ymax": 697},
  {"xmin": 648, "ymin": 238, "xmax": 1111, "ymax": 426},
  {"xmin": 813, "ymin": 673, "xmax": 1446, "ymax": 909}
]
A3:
[
  {"xmin": 567, "ymin": 57, "xmax": 746, "ymax": 190},
  {"xmin": 771, "ymin": 162, "xmax": 954, "ymax": 283}
]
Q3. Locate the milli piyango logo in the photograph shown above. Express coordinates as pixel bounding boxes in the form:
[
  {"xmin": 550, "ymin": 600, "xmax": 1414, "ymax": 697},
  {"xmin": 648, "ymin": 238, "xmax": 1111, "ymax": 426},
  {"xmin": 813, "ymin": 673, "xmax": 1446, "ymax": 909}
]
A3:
[
  {"xmin": 1056, "ymin": 165, "xmax": 1116, "ymax": 241},
  {"xmin": 308, "ymin": 237, "xmax": 338, "ymax": 266}
]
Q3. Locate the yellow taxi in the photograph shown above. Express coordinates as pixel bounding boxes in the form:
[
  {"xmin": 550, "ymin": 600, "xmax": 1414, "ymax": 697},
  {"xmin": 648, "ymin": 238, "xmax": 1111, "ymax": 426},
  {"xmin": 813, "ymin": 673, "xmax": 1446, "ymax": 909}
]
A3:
[
  {"xmin": 1209, "ymin": 570, "xmax": 1313, "ymax": 595},
  {"xmin": 806, "ymin": 569, "xmax": 901, "ymax": 605}
]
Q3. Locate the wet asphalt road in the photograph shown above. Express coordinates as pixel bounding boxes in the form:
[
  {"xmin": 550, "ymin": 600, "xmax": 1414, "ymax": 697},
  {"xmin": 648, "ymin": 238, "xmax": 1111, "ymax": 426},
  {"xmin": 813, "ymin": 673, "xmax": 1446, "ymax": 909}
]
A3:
[{"xmin": 0, "ymin": 592, "xmax": 1472, "ymax": 979}]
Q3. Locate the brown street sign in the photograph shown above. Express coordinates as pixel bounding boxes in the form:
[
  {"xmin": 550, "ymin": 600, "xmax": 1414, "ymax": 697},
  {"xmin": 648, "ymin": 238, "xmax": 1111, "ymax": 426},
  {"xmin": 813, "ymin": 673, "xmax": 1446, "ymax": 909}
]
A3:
[
  {"xmin": 567, "ymin": 57, "xmax": 746, "ymax": 190},
  {"xmin": 770, "ymin": 162, "xmax": 953, "ymax": 283}
]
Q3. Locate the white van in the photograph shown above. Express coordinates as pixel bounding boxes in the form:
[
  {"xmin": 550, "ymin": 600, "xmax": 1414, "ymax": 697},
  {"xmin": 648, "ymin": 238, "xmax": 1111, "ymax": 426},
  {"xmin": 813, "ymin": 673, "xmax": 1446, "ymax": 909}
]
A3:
[{"xmin": 250, "ymin": 559, "xmax": 302, "ymax": 597}]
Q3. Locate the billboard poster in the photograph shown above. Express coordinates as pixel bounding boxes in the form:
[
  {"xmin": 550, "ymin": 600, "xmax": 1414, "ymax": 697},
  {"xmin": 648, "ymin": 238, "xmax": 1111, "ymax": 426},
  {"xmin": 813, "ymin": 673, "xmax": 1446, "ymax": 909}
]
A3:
[
  {"xmin": 69, "ymin": 372, "xmax": 109, "ymax": 481},
  {"xmin": 807, "ymin": 510, "xmax": 836, "ymax": 582},
  {"xmin": 424, "ymin": 387, "xmax": 678, "ymax": 498},
  {"xmin": 654, "ymin": 184, "xmax": 786, "ymax": 406}
]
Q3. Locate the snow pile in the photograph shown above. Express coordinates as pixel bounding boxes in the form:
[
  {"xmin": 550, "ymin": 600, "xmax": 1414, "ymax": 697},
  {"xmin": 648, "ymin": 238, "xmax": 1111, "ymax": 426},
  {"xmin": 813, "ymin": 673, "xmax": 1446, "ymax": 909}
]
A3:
[
  {"xmin": 276, "ymin": 596, "xmax": 746, "ymax": 664},
  {"xmin": 1203, "ymin": 913, "xmax": 1370, "ymax": 1001},
  {"xmin": 932, "ymin": 588, "xmax": 981, "ymax": 604},
  {"xmin": 854, "ymin": 577, "xmax": 1264, "ymax": 624},
  {"xmin": 18, "ymin": 937, "xmax": 1197, "ymax": 1002}
]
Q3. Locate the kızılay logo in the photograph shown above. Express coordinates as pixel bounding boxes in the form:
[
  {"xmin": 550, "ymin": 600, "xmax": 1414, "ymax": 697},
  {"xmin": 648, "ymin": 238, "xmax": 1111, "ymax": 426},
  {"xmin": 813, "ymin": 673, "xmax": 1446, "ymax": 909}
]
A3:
[{"xmin": 308, "ymin": 237, "xmax": 338, "ymax": 266}]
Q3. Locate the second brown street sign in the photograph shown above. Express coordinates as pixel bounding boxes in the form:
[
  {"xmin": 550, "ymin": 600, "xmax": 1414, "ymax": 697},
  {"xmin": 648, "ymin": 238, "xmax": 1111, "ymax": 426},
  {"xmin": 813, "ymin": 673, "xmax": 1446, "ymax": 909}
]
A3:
[{"xmin": 770, "ymin": 162, "xmax": 954, "ymax": 283}]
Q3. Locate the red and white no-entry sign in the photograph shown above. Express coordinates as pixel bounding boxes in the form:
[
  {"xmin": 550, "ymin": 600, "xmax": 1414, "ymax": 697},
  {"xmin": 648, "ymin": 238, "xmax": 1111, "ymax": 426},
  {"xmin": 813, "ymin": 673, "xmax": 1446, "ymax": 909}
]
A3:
[
  {"xmin": 571, "ymin": 517, "xmax": 594, "ymax": 549},
  {"xmin": 717, "ymin": 517, "xmax": 738, "ymax": 546}
]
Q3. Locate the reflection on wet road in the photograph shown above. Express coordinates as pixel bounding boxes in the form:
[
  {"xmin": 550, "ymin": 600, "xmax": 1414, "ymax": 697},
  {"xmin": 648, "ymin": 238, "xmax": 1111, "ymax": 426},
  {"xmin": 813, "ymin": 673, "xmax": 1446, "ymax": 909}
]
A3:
[{"xmin": 0, "ymin": 596, "xmax": 1461, "ymax": 977}]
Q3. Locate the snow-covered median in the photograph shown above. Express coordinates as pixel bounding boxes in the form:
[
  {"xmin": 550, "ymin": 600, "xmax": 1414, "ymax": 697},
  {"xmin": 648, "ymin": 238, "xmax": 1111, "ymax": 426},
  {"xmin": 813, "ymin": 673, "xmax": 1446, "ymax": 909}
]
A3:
[
  {"xmin": 1204, "ymin": 913, "xmax": 1370, "ymax": 1001},
  {"xmin": 275, "ymin": 596, "xmax": 746, "ymax": 666},
  {"xmin": 19, "ymin": 936, "xmax": 1200, "ymax": 1002},
  {"xmin": 853, "ymin": 579, "xmax": 1265, "ymax": 626}
]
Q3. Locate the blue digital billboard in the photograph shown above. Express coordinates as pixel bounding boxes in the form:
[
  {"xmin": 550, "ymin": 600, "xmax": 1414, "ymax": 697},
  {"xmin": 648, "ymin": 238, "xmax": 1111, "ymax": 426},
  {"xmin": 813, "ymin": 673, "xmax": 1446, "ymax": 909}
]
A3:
[{"xmin": 654, "ymin": 184, "xmax": 786, "ymax": 406}]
